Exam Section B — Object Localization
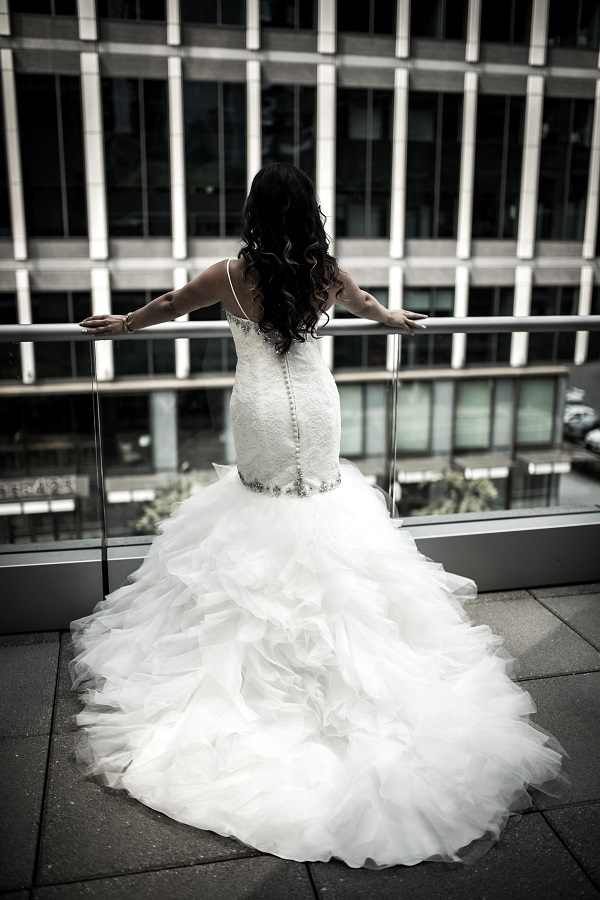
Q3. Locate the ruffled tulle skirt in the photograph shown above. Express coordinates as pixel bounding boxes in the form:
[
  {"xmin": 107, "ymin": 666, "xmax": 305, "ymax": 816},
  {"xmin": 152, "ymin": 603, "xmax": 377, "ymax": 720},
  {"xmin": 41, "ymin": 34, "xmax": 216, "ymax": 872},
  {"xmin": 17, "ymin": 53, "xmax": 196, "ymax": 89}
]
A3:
[{"xmin": 68, "ymin": 460, "xmax": 565, "ymax": 869}]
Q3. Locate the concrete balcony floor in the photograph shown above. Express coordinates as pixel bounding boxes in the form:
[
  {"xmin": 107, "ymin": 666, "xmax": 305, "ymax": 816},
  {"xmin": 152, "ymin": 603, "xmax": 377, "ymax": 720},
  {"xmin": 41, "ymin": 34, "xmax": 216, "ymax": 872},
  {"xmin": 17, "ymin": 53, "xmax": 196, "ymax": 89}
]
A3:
[{"xmin": 1, "ymin": 583, "xmax": 600, "ymax": 900}]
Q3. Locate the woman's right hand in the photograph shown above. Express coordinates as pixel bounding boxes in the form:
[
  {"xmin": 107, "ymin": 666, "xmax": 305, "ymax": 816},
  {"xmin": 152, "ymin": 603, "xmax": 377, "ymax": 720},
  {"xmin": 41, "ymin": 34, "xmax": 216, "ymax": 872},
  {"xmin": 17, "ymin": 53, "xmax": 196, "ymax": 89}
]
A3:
[{"xmin": 385, "ymin": 309, "xmax": 428, "ymax": 336}]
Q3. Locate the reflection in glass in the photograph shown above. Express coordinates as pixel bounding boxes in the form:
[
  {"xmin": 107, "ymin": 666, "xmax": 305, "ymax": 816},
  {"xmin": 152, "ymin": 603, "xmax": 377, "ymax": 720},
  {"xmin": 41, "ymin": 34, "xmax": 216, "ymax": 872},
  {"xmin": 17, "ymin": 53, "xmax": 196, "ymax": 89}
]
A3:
[
  {"xmin": 31, "ymin": 292, "xmax": 92, "ymax": 380},
  {"xmin": 395, "ymin": 382, "xmax": 432, "ymax": 454},
  {"xmin": 516, "ymin": 378, "xmax": 556, "ymax": 446},
  {"xmin": 13, "ymin": 0, "xmax": 77, "ymax": 13},
  {"xmin": 334, "ymin": 288, "xmax": 388, "ymax": 369},
  {"xmin": 339, "ymin": 384, "xmax": 363, "ymax": 455},
  {"xmin": 262, "ymin": 85, "xmax": 316, "ymax": 184},
  {"xmin": 480, "ymin": 0, "xmax": 532, "ymax": 44},
  {"xmin": 189, "ymin": 304, "xmax": 236, "ymax": 373},
  {"xmin": 466, "ymin": 287, "xmax": 513, "ymax": 365},
  {"xmin": 336, "ymin": 89, "xmax": 393, "ymax": 237},
  {"xmin": 260, "ymin": 0, "xmax": 316, "ymax": 29},
  {"xmin": 97, "ymin": 0, "xmax": 165, "ymax": 19},
  {"xmin": 454, "ymin": 380, "xmax": 492, "ymax": 451},
  {"xmin": 410, "ymin": 0, "xmax": 468, "ymax": 39},
  {"xmin": 181, "ymin": 0, "xmax": 244, "ymax": 24},
  {"xmin": 112, "ymin": 293, "xmax": 175, "ymax": 376},
  {"xmin": 402, "ymin": 288, "xmax": 453, "ymax": 367},
  {"xmin": 547, "ymin": 0, "xmax": 600, "ymax": 50},
  {"xmin": 337, "ymin": 0, "xmax": 396, "ymax": 34},
  {"xmin": 528, "ymin": 287, "xmax": 578, "ymax": 364}
]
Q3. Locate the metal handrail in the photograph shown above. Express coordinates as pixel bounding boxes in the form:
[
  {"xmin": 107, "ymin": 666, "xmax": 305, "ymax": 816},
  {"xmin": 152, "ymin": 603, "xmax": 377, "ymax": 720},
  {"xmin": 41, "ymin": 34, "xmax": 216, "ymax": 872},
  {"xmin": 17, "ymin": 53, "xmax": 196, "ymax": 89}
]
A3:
[{"xmin": 1, "ymin": 316, "xmax": 600, "ymax": 341}]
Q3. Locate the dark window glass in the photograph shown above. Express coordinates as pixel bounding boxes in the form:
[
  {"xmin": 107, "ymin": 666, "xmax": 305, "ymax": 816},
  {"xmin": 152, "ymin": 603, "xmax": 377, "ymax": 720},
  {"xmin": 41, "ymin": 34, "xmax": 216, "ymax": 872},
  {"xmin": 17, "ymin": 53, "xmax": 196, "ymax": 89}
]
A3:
[
  {"xmin": 480, "ymin": 0, "xmax": 532, "ymax": 43},
  {"xmin": 548, "ymin": 0, "xmax": 600, "ymax": 50},
  {"xmin": 261, "ymin": 0, "xmax": 316, "ymax": 28},
  {"xmin": 262, "ymin": 85, "xmax": 316, "ymax": 184},
  {"xmin": 537, "ymin": 98, "xmax": 593, "ymax": 241},
  {"xmin": 337, "ymin": 0, "xmax": 396, "ymax": 34},
  {"xmin": 189, "ymin": 304, "xmax": 236, "ymax": 373},
  {"xmin": 0, "ymin": 91, "xmax": 11, "ymax": 239},
  {"xmin": 97, "ymin": 0, "xmax": 166, "ymax": 19},
  {"xmin": 181, "ymin": 0, "xmax": 244, "ymax": 24},
  {"xmin": 472, "ymin": 95, "xmax": 525, "ymax": 239},
  {"xmin": 588, "ymin": 286, "xmax": 600, "ymax": 359},
  {"xmin": 30, "ymin": 292, "xmax": 91, "ymax": 379},
  {"xmin": 12, "ymin": 0, "xmax": 77, "ymax": 13},
  {"xmin": 103, "ymin": 78, "xmax": 171, "ymax": 237},
  {"xmin": 336, "ymin": 88, "xmax": 393, "ymax": 237},
  {"xmin": 528, "ymin": 286, "xmax": 578, "ymax": 363},
  {"xmin": 334, "ymin": 288, "xmax": 388, "ymax": 370},
  {"xmin": 17, "ymin": 74, "xmax": 87, "ymax": 238},
  {"xmin": 112, "ymin": 291, "xmax": 175, "ymax": 376},
  {"xmin": 410, "ymin": 0, "xmax": 468, "ymax": 39},
  {"xmin": 184, "ymin": 81, "xmax": 246, "ymax": 237},
  {"xmin": 406, "ymin": 92, "xmax": 462, "ymax": 239},
  {"xmin": 466, "ymin": 287, "xmax": 513, "ymax": 365},
  {"xmin": 0, "ymin": 294, "xmax": 20, "ymax": 380},
  {"xmin": 401, "ymin": 288, "xmax": 453, "ymax": 367}
]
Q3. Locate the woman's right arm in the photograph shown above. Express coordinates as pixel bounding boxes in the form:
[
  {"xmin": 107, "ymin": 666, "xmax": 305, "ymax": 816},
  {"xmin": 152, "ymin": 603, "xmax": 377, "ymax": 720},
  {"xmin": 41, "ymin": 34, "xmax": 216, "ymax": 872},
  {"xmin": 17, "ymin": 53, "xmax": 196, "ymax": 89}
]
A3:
[{"xmin": 330, "ymin": 269, "xmax": 428, "ymax": 336}]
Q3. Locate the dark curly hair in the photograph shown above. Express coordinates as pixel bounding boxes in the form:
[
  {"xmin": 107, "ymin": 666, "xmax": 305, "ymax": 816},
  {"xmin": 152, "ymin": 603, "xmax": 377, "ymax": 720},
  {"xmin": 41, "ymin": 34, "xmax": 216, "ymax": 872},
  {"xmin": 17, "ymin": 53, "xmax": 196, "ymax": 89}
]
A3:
[{"xmin": 238, "ymin": 162, "xmax": 344, "ymax": 353}]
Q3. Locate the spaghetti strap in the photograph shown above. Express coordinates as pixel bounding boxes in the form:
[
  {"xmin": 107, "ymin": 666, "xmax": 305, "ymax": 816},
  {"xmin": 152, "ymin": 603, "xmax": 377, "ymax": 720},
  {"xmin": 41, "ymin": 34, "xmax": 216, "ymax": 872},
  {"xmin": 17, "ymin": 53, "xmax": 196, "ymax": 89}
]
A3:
[{"xmin": 226, "ymin": 258, "xmax": 250, "ymax": 320}]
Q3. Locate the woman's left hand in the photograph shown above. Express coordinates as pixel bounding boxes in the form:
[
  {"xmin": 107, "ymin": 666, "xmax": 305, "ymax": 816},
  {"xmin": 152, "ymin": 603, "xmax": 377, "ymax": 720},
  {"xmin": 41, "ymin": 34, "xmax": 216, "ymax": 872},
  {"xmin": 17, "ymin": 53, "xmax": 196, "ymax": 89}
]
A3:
[{"xmin": 79, "ymin": 315, "xmax": 127, "ymax": 336}]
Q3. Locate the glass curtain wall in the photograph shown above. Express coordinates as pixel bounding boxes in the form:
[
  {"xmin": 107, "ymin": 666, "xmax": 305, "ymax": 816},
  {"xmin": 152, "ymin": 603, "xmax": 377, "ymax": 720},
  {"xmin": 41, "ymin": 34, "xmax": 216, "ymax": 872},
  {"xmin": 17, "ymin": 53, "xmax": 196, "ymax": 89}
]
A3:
[
  {"xmin": 262, "ymin": 85, "xmax": 316, "ymax": 183},
  {"xmin": 336, "ymin": 89, "xmax": 393, "ymax": 237},
  {"xmin": 547, "ymin": 0, "xmax": 600, "ymax": 50},
  {"xmin": 102, "ymin": 78, "xmax": 171, "ymax": 237},
  {"xmin": 528, "ymin": 286, "xmax": 579, "ymax": 363},
  {"xmin": 334, "ymin": 288, "xmax": 388, "ymax": 369},
  {"xmin": 589, "ymin": 287, "xmax": 600, "ymax": 360},
  {"xmin": 184, "ymin": 81, "xmax": 246, "ymax": 236},
  {"xmin": 14, "ymin": 0, "xmax": 77, "ymax": 12},
  {"xmin": 16, "ymin": 73, "xmax": 87, "ymax": 238},
  {"xmin": 0, "ymin": 294, "xmax": 19, "ymax": 380},
  {"xmin": 180, "ymin": 0, "xmax": 244, "ymax": 24},
  {"xmin": 480, "ymin": 0, "xmax": 533, "ymax": 43},
  {"xmin": 30, "ymin": 292, "xmax": 92, "ymax": 379},
  {"xmin": 112, "ymin": 291, "xmax": 175, "ymax": 376},
  {"xmin": 97, "ymin": 0, "xmax": 166, "ymax": 19},
  {"xmin": 472, "ymin": 95, "xmax": 525, "ymax": 239},
  {"xmin": 466, "ymin": 287, "xmax": 513, "ymax": 365},
  {"xmin": 337, "ymin": 0, "xmax": 396, "ymax": 34},
  {"xmin": 189, "ymin": 304, "xmax": 236, "ymax": 373},
  {"xmin": 410, "ymin": 0, "xmax": 468, "ymax": 39},
  {"xmin": 406, "ymin": 92, "xmax": 463, "ymax": 239},
  {"xmin": 260, "ymin": 0, "xmax": 316, "ymax": 29},
  {"xmin": 401, "ymin": 288, "xmax": 453, "ymax": 366}
]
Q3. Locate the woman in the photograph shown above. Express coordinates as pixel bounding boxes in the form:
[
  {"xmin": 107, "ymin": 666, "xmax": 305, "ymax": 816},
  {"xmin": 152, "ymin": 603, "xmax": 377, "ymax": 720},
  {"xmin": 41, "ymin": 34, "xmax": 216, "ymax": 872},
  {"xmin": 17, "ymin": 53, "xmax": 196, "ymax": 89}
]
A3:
[{"xmin": 71, "ymin": 162, "xmax": 564, "ymax": 869}]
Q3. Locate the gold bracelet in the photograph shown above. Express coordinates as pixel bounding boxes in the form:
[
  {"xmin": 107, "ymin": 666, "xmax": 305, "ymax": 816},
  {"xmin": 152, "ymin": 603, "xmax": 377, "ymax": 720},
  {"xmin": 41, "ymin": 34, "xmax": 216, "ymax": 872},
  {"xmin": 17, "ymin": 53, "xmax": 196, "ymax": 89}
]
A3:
[{"xmin": 123, "ymin": 312, "xmax": 136, "ymax": 334}]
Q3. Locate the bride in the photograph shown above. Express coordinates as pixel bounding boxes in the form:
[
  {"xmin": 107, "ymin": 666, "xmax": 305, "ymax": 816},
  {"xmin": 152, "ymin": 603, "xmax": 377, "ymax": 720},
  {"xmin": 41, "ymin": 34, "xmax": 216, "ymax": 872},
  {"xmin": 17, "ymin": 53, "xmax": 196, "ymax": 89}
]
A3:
[{"xmin": 71, "ymin": 161, "xmax": 564, "ymax": 869}]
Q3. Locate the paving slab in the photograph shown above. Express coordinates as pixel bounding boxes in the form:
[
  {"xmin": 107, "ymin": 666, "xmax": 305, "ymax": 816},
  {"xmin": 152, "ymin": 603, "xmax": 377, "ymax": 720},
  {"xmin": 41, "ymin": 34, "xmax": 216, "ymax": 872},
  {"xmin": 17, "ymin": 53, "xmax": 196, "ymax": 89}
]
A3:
[
  {"xmin": 531, "ymin": 583, "xmax": 600, "ymax": 599},
  {"xmin": 37, "ymin": 734, "xmax": 261, "ymax": 886},
  {"xmin": 526, "ymin": 673, "xmax": 600, "ymax": 809},
  {"xmin": 51, "ymin": 634, "xmax": 81, "ymax": 736},
  {"xmin": 465, "ymin": 593, "xmax": 600, "ymax": 678},
  {"xmin": 0, "ymin": 633, "xmax": 59, "ymax": 647},
  {"xmin": 0, "ymin": 643, "xmax": 59, "ymax": 738},
  {"xmin": 0, "ymin": 892, "xmax": 31, "ymax": 899},
  {"xmin": 0, "ymin": 735, "xmax": 50, "ymax": 892},
  {"xmin": 532, "ymin": 592, "xmax": 600, "ymax": 650},
  {"xmin": 545, "ymin": 803, "xmax": 600, "ymax": 891},
  {"xmin": 309, "ymin": 813, "xmax": 598, "ymax": 900},
  {"xmin": 31, "ymin": 856, "xmax": 315, "ymax": 900}
]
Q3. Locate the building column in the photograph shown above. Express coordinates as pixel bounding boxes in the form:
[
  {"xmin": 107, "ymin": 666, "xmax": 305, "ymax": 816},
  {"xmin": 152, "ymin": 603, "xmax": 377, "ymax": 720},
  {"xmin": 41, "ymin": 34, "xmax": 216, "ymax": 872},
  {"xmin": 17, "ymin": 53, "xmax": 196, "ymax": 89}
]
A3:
[
  {"xmin": 1, "ymin": 50, "xmax": 27, "ymax": 261},
  {"xmin": 517, "ymin": 75, "xmax": 544, "ymax": 260},
  {"xmin": 451, "ymin": 266, "xmax": 469, "ymax": 369},
  {"xmin": 575, "ymin": 265, "xmax": 594, "ymax": 365},
  {"xmin": 91, "ymin": 268, "xmax": 113, "ymax": 381},
  {"xmin": 246, "ymin": 59, "xmax": 261, "ymax": 192},
  {"xmin": 16, "ymin": 269, "xmax": 34, "ymax": 384},
  {"xmin": 316, "ymin": 63, "xmax": 336, "ymax": 369},
  {"xmin": 456, "ymin": 71, "xmax": 477, "ymax": 260},
  {"xmin": 0, "ymin": 0, "xmax": 9, "ymax": 36},
  {"xmin": 511, "ymin": 265, "xmax": 532, "ymax": 367},
  {"xmin": 583, "ymin": 80, "xmax": 600, "ymax": 259},
  {"xmin": 168, "ymin": 57, "xmax": 186, "ymax": 260},
  {"xmin": 150, "ymin": 392, "xmax": 178, "ymax": 476},
  {"xmin": 77, "ymin": 0, "xmax": 97, "ymax": 40},
  {"xmin": 318, "ymin": 0, "xmax": 336, "ymax": 54},
  {"xmin": 246, "ymin": 0, "xmax": 260, "ymax": 50},
  {"xmin": 395, "ymin": 0, "xmax": 410, "ymax": 58},
  {"xmin": 390, "ymin": 67, "xmax": 408, "ymax": 260},
  {"xmin": 173, "ymin": 265, "xmax": 190, "ymax": 379},
  {"xmin": 166, "ymin": 0, "xmax": 180, "ymax": 46},
  {"xmin": 80, "ymin": 52, "xmax": 109, "ymax": 260},
  {"xmin": 387, "ymin": 264, "xmax": 403, "ymax": 371},
  {"xmin": 465, "ymin": 0, "xmax": 481, "ymax": 62},
  {"xmin": 529, "ymin": 0, "xmax": 549, "ymax": 67}
]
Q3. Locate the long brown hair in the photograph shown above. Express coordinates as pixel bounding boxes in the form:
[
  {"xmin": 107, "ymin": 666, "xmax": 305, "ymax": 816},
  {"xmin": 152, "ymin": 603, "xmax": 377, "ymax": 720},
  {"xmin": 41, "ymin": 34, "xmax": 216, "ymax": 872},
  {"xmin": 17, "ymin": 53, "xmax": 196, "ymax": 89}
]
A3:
[{"xmin": 238, "ymin": 162, "xmax": 343, "ymax": 353}]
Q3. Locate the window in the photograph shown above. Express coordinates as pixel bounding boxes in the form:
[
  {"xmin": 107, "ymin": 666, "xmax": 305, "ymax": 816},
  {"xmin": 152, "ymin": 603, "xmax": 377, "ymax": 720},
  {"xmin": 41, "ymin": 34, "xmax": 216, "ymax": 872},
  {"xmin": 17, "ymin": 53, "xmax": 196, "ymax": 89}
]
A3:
[
  {"xmin": 472, "ymin": 95, "xmax": 525, "ymax": 239},
  {"xmin": 0, "ymin": 294, "xmax": 20, "ymax": 380},
  {"xmin": 528, "ymin": 286, "xmax": 578, "ymax": 364},
  {"xmin": 0, "ymin": 92, "xmax": 10, "ymax": 238},
  {"xmin": 103, "ymin": 78, "xmax": 170, "ymax": 238},
  {"xmin": 547, "ymin": 0, "xmax": 600, "ymax": 50},
  {"xmin": 588, "ymin": 287, "xmax": 600, "ymax": 360},
  {"xmin": 112, "ymin": 291, "xmax": 175, "ymax": 376},
  {"xmin": 260, "ymin": 0, "xmax": 316, "ymax": 28},
  {"xmin": 184, "ymin": 81, "xmax": 246, "ymax": 237},
  {"xmin": 336, "ymin": 89, "xmax": 393, "ymax": 237},
  {"xmin": 466, "ymin": 287, "xmax": 513, "ymax": 365},
  {"xmin": 189, "ymin": 304, "xmax": 236, "ymax": 373},
  {"xmin": 339, "ymin": 385, "xmax": 363, "ymax": 456},
  {"xmin": 454, "ymin": 380, "xmax": 493, "ymax": 451},
  {"xmin": 13, "ymin": 0, "xmax": 77, "ymax": 13},
  {"xmin": 337, "ymin": 0, "xmax": 396, "ymax": 35},
  {"xmin": 181, "ymin": 0, "xmax": 244, "ymax": 25},
  {"xmin": 17, "ymin": 74, "xmax": 87, "ymax": 238},
  {"xmin": 410, "ymin": 0, "xmax": 468, "ymax": 40},
  {"xmin": 395, "ymin": 382, "xmax": 432, "ymax": 454},
  {"xmin": 401, "ymin": 288, "xmax": 453, "ymax": 367},
  {"xmin": 97, "ymin": 0, "xmax": 165, "ymax": 19},
  {"xmin": 537, "ymin": 98, "xmax": 593, "ymax": 241},
  {"xmin": 334, "ymin": 288, "xmax": 388, "ymax": 370},
  {"xmin": 516, "ymin": 378, "xmax": 556, "ymax": 446},
  {"xmin": 480, "ymin": 0, "xmax": 532, "ymax": 44},
  {"xmin": 406, "ymin": 92, "xmax": 463, "ymax": 239},
  {"xmin": 262, "ymin": 85, "xmax": 316, "ymax": 184},
  {"xmin": 30, "ymin": 293, "xmax": 91, "ymax": 379}
]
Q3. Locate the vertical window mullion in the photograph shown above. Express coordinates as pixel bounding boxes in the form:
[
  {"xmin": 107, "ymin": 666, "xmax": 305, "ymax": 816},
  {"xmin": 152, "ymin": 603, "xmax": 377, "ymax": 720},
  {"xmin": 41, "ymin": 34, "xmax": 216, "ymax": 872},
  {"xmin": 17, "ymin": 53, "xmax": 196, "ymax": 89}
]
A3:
[
  {"xmin": 218, "ymin": 82, "xmax": 226, "ymax": 236},
  {"xmin": 55, "ymin": 76, "xmax": 69, "ymax": 238},
  {"xmin": 138, "ymin": 80, "xmax": 149, "ymax": 238}
]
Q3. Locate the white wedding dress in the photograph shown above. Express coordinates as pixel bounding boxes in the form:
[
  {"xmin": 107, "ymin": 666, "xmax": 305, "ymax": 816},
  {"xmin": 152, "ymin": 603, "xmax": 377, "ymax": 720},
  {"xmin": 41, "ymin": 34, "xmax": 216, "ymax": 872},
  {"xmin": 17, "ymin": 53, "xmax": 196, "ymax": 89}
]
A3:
[{"xmin": 69, "ymin": 264, "xmax": 564, "ymax": 869}]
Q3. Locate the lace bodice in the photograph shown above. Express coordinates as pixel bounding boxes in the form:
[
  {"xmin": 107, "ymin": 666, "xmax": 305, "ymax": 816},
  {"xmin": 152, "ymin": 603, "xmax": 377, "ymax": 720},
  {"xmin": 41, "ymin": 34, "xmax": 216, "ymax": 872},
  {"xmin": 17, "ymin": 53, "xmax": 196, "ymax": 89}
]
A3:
[{"xmin": 226, "ymin": 307, "xmax": 341, "ymax": 498}]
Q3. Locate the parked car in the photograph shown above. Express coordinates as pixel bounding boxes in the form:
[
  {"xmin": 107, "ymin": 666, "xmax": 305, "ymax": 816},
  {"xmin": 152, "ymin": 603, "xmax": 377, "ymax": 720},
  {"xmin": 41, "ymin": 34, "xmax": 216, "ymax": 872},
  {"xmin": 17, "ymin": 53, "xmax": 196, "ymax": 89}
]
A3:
[
  {"xmin": 563, "ymin": 404, "xmax": 595, "ymax": 424},
  {"xmin": 584, "ymin": 429, "xmax": 600, "ymax": 454},
  {"xmin": 565, "ymin": 387, "xmax": 586, "ymax": 405},
  {"xmin": 564, "ymin": 412, "xmax": 600, "ymax": 441}
]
